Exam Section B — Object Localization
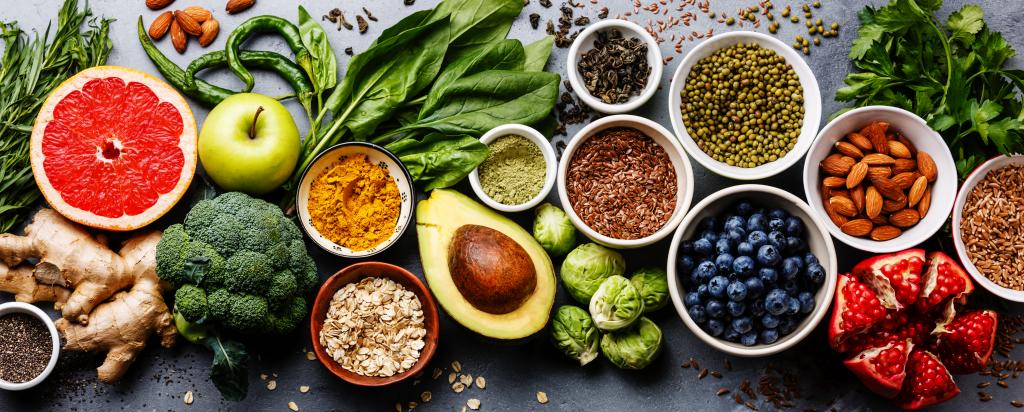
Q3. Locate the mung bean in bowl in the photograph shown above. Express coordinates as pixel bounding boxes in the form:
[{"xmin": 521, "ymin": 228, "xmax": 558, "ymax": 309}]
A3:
[
  {"xmin": 468, "ymin": 124, "xmax": 557, "ymax": 213},
  {"xmin": 953, "ymin": 155, "xmax": 1024, "ymax": 302},
  {"xmin": 567, "ymin": 19, "xmax": 663, "ymax": 114},
  {"xmin": 668, "ymin": 31, "xmax": 821, "ymax": 180},
  {"xmin": 556, "ymin": 115, "xmax": 694, "ymax": 249}
]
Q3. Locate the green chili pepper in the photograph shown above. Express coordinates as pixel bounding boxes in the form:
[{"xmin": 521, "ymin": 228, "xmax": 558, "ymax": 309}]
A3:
[
  {"xmin": 222, "ymin": 16, "xmax": 311, "ymax": 93},
  {"xmin": 186, "ymin": 50, "xmax": 314, "ymax": 117},
  {"xmin": 138, "ymin": 17, "xmax": 231, "ymax": 107}
]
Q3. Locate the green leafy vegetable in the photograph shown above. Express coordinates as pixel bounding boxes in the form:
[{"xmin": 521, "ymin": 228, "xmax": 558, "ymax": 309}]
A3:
[
  {"xmin": 297, "ymin": 6, "xmax": 337, "ymax": 106},
  {"xmin": 551, "ymin": 305, "xmax": 599, "ymax": 366},
  {"xmin": 205, "ymin": 335, "xmax": 250, "ymax": 401},
  {"xmin": 560, "ymin": 243, "xmax": 626, "ymax": 304},
  {"xmin": 429, "ymin": 0, "xmax": 522, "ymax": 60},
  {"xmin": 838, "ymin": 0, "xmax": 1024, "ymax": 176},
  {"xmin": 419, "ymin": 39, "xmax": 526, "ymax": 115},
  {"xmin": 523, "ymin": 35, "xmax": 555, "ymax": 71},
  {"xmin": 386, "ymin": 133, "xmax": 489, "ymax": 191},
  {"xmin": 599, "ymin": 317, "xmax": 662, "ymax": 370}
]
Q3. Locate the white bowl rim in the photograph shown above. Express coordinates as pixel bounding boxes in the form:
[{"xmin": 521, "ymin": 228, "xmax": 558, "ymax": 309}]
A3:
[
  {"xmin": 801, "ymin": 105, "xmax": 957, "ymax": 253},
  {"xmin": 951, "ymin": 154, "xmax": 1024, "ymax": 302},
  {"xmin": 557, "ymin": 114, "xmax": 695, "ymax": 249},
  {"xmin": 566, "ymin": 19, "xmax": 663, "ymax": 114},
  {"xmin": 468, "ymin": 124, "xmax": 557, "ymax": 213},
  {"xmin": 668, "ymin": 30, "xmax": 822, "ymax": 180},
  {"xmin": 0, "ymin": 302, "xmax": 60, "ymax": 390},
  {"xmin": 666, "ymin": 184, "xmax": 838, "ymax": 357}
]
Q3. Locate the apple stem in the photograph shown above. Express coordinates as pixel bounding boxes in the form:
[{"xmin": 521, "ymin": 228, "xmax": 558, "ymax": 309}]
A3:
[{"xmin": 249, "ymin": 106, "xmax": 265, "ymax": 140}]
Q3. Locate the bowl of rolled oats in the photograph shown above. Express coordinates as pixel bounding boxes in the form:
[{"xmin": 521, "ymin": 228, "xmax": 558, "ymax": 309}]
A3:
[{"xmin": 310, "ymin": 261, "xmax": 440, "ymax": 386}]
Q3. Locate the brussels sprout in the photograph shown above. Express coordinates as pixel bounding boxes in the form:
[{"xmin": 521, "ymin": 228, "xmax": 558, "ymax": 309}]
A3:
[
  {"xmin": 589, "ymin": 275, "xmax": 644, "ymax": 332},
  {"xmin": 600, "ymin": 317, "xmax": 662, "ymax": 370},
  {"xmin": 630, "ymin": 267, "xmax": 669, "ymax": 313},
  {"xmin": 561, "ymin": 243, "xmax": 626, "ymax": 304},
  {"xmin": 550, "ymin": 305, "xmax": 599, "ymax": 366},
  {"xmin": 533, "ymin": 203, "xmax": 577, "ymax": 257}
]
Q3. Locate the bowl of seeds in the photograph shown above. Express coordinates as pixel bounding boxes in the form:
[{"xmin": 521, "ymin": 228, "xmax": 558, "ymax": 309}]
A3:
[
  {"xmin": 557, "ymin": 114, "xmax": 695, "ymax": 249},
  {"xmin": 0, "ymin": 302, "xmax": 60, "ymax": 390},
  {"xmin": 310, "ymin": 261, "xmax": 440, "ymax": 386},
  {"xmin": 669, "ymin": 31, "xmax": 821, "ymax": 180},
  {"xmin": 953, "ymin": 155, "xmax": 1024, "ymax": 302},
  {"xmin": 468, "ymin": 124, "xmax": 557, "ymax": 213},
  {"xmin": 567, "ymin": 19, "xmax": 663, "ymax": 114}
]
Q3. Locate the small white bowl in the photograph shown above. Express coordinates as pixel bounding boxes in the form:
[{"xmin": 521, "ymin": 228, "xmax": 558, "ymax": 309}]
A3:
[
  {"xmin": 557, "ymin": 114, "xmax": 695, "ymax": 249},
  {"xmin": 0, "ymin": 302, "xmax": 60, "ymax": 390},
  {"xmin": 566, "ymin": 19, "xmax": 663, "ymax": 114},
  {"xmin": 802, "ymin": 106, "xmax": 957, "ymax": 253},
  {"xmin": 667, "ymin": 184, "xmax": 838, "ymax": 357},
  {"xmin": 296, "ymin": 142, "xmax": 415, "ymax": 258},
  {"xmin": 468, "ymin": 124, "xmax": 557, "ymax": 213},
  {"xmin": 952, "ymin": 154, "xmax": 1024, "ymax": 302},
  {"xmin": 668, "ymin": 31, "xmax": 822, "ymax": 180}
]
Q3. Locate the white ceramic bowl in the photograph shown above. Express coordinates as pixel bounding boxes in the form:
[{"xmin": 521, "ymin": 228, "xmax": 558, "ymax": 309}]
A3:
[
  {"xmin": 296, "ymin": 142, "xmax": 415, "ymax": 258},
  {"xmin": 469, "ymin": 124, "xmax": 557, "ymax": 213},
  {"xmin": 0, "ymin": 302, "xmax": 60, "ymax": 390},
  {"xmin": 952, "ymin": 154, "xmax": 1024, "ymax": 302},
  {"xmin": 566, "ymin": 19, "xmax": 663, "ymax": 114},
  {"xmin": 802, "ymin": 106, "xmax": 957, "ymax": 253},
  {"xmin": 667, "ymin": 185, "xmax": 837, "ymax": 357},
  {"xmin": 557, "ymin": 114, "xmax": 694, "ymax": 249},
  {"xmin": 668, "ymin": 31, "xmax": 822, "ymax": 180}
]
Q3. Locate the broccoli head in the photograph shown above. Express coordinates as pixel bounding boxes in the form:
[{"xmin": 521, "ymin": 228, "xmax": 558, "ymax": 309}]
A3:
[
  {"xmin": 223, "ymin": 251, "xmax": 272, "ymax": 295},
  {"xmin": 207, "ymin": 288, "xmax": 233, "ymax": 321},
  {"xmin": 185, "ymin": 200, "xmax": 243, "ymax": 256},
  {"xmin": 266, "ymin": 296, "xmax": 307, "ymax": 335},
  {"xmin": 224, "ymin": 294, "xmax": 269, "ymax": 333},
  {"xmin": 156, "ymin": 224, "xmax": 190, "ymax": 286},
  {"xmin": 267, "ymin": 271, "xmax": 298, "ymax": 310},
  {"xmin": 175, "ymin": 284, "xmax": 209, "ymax": 322}
]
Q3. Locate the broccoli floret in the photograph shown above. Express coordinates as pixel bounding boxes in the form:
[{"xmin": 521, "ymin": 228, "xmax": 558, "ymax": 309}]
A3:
[
  {"xmin": 225, "ymin": 294, "xmax": 269, "ymax": 333},
  {"xmin": 174, "ymin": 284, "xmax": 209, "ymax": 322},
  {"xmin": 207, "ymin": 288, "xmax": 232, "ymax": 321},
  {"xmin": 186, "ymin": 201, "xmax": 243, "ymax": 256},
  {"xmin": 278, "ymin": 216, "xmax": 303, "ymax": 243},
  {"xmin": 284, "ymin": 240, "xmax": 319, "ymax": 293},
  {"xmin": 223, "ymin": 251, "xmax": 272, "ymax": 295},
  {"xmin": 267, "ymin": 271, "xmax": 298, "ymax": 310},
  {"xmin": 155, "ymin": 224, "xmax": 190, "ymax": 286},
  {"xmin": 267, "ymin": 296, "xmax": 306, "ymax": 335},
  {"xmin": 237, "ymin": 206, "xmax": 284, "ymax": 253},
  {"xmin": 185, "ymin": 241, "xmax": 225, "ymax": 285}
]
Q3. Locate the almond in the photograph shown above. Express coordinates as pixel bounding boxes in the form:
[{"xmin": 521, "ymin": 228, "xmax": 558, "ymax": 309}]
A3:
[
  {"xmin": 823, "ymin": 176, "xmax": 847, "ymax": 188},
  {"xmin": 199, "ymin": 18, "xmax": 219, "ymax": 47},
  {"xmin": 830, "ymin": 189, "xmax": 850, "ymax": 199},
  {"xmin": 148, "ymin": 11, "xmax": 173, "ymax": 40},
  {"xmin": 908, "ymin": 176, "xmax": 928, "ymax": 207},
  {"xmin": 917, "ymin": 187, "xmax": 932, "ymax": 216},
  {"xmin": 181, "ymin": 6, "xmax": 212, "ymax": 23},
  {"xmin": 170, "ymin": 18, "xmax": 187, "ymax": 53},
  {"xmin": 851, "ymin": 185, "xmax": 865, "ymax": 213},
  {"xmin": 867, "ymin": 166, "xmax": 892, "ymax": 180},
  {"xmin": 861, "ymin": 121, "xmax": 890, "ymax": 154},
  {"xmin": 226, "ymin": 0, "xmax": 256, "ymax": 14},
  {"xmin": 890, "ymin": 209, "xmax": 921, "ymax": 228},
  {"xmin": 882, "ymin": 197, "xmax": 907, "ymax": 213},
  {"xmin": 821, "ymin": 154, "xmax": 855, "ymax": 177},
  {"xmin": 174, "ymin": 10, "xmax": 202, "ymax": 36},
  {"xmin": 865, "ymin": 186, "xmax": 883, "ymax": 219},
  {"xmin": 841, "ymin": 219, "xmax": 873, "ymax": 237},
  {"xmin": 917, "ymin": 151, "xmax": 938, "ymax": 182},
  {"xmin": 825, "ymin": 203, "xmax": 849, "ymax": 227},
  {"xmin": 870, "ymin": 176, "xmax": 906, "ymax": 202},
  {"xmin": 870, "ymin": 225, "xmax": 902, "ymax": 241},
  {"xmin": 863, "ymin": 153, "xmax": 896, "ymax": 166},
  {"xmin": 846, "ymin": 162, "xmax": 868, "ymax": 189},
  {"xmin": 887, "ymin": 141, "xmax": 912, "ymax": 159},
  {"xmin": 870, "ymin": 214, "xmax": 889, "ymax": 226},
  {"xmin": 847, "ymin": 132, "xmax": 874, "ymax": 151},
  {"xmin": 146, "ymin": 0, "xmax": 174, "ymax": 10},
  {"xmin": 835, "ymin": 141, "xmax": 864, "ymax": 159},
  {"xmin": 891, "ymin": 172, "xmax": 921, "ymax": 190},
  {"xmin": 896, "ymin": 134, "xmax": 917, "ymax": 156},
  {"xmin": 829, "ymin": 196, "xmax": 858, "ymax": 217},
  {"xmin": 893, "ymin": 158, "xmax": 918, "ymax": 174}
]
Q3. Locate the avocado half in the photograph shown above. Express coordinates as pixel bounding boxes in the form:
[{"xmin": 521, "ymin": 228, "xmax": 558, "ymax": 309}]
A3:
[{"xmin": 417, "ymin": 189, "xmax": 556, "ymax": 340}]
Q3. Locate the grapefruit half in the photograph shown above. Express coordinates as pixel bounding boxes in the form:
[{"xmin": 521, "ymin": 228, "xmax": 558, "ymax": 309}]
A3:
[{"xmin": 30, "ymin": 66, "xmax": 197, "ymax": 231}]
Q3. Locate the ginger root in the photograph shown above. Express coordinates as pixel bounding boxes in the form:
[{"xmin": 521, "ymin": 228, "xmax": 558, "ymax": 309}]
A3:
[{"xmin": 0, "ymin": 209, "xmax": 176, "ymax": 382}]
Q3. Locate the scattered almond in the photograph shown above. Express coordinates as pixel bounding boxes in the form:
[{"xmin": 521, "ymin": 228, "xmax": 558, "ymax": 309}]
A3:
[
  {"xmin": 887, "ymin": 140, "xmax": 912, "ymax": 158},
  {"xmin": 199, "ymin": 18, "xmax": 220, "ymax": 47},
  {"xmin": 146, "ymin": 0, "xmax": 174, "ymax": 10},
  {"xmin": 226, "ymin": 0, "xmax": 255, "ymax": 14},
  {"xmin": 841, "ymin": 219, "xmax": 873, "ymax": 237},
  {"xmin": 846, "ymin": 162, "xmax": 868, "ymax": 189},
  {"xmin": 181, "ymin": 6, "xmax": 212, "ymax": 22},
  {"xmin": 847, "ymin": 132, "xmax": 874, "ymax": 151},
  {"xmin": 537, "ymin": 391, "xmax": 549, "ymax": 404},
  {"xmin": 835, "ymin": 141, "xmax": 864, "ymax": 158},
  {"xmin": 917, "ymin": 151, "xmax": 938, "ymax": 182},
  {"xmin": 149, "ymin": 11, "xmax": 173, "ymax": 40},
  {"xmin": 865, "ymin": 186, "xmax": 883, "ymax": 219},
  {"xmin": 174, "ymin": 10, "xmax": 202, "ymax": 36},
  {"xmin": 908, "ymin": 176, "xmax": 928, "ymax": 207},
  {"xmin": 183, "ymin": 390, "xmax": 194, "ymax": 405},
  {"xmin": 829, "ymin": 196, "xmax": 858, "ymax": 217},
  {"xmin": 170, "ymin": 18, "xmax": 187, "ymax": 53},
  {"xmin": 870, "ymin": 225, "xmax": 902, "ymax": 241}
]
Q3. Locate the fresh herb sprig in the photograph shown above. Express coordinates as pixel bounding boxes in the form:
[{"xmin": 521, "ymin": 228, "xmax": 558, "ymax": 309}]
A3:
[{"xmin": 837, "ymin": 0, "xmax": 1024, "ymax": 177}]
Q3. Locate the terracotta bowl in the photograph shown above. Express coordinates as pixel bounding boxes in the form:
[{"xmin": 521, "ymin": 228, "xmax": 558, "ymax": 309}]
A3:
[{"xmin": 310, "ymin": 262, "xmax": 439, "ymax": 386}]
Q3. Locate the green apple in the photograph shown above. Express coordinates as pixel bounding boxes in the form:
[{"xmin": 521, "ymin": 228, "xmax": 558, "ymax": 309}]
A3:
[{"xmin": 199, "ymin": 93, "xmax": 300, "ymax": 195}]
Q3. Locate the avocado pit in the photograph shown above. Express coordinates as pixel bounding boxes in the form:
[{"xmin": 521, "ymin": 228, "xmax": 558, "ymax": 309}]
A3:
[{"xmin": 448, "ymin": 224, "xmax": 537, "ymax": 314}]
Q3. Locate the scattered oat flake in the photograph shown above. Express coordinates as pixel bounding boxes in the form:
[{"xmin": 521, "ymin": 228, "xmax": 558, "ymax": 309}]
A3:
[
  {"xmin": 267, "ymin": 380, "xmax": 277, "ymax": 390},
  {"xmin": 448, "ymin": 372, "xmax": 457, "ymax": 384},
  {"xmin": 432, "ymin": 368, "xmax": 443, "ymax": 379},
  {"xmin": 467, "ymin": 399, "xmax": 481, "ymax": 410},
  {"xmin": 475, "ymin": 376, "xmax": 486, "ymax": 389},
  {"xmin": 537, "ymin": 391, "xmax": 549, "ymax": 404},
  {"xmin": 299, "ymin": 385, "xmax": 310, "ymax": 393},
  {"xmin": 460, "ymin": 374, "xmax": 473, "ymax": 385},
  {"xmin": 453, "ymin": 382, "xmax": 466, "ymax": 393},
  {"xmin": 408, "ymin": 401, "xmax": 418, "ymax": 409},
  {"xmin": 306, "ymin": 351, "xmax": 316, "ymax": 361},
  {"xmin": 395, "ymin": 403, "xmax": 403, "ymax": 412},
  {"xmin": 461, "ymin": 407, "xmax": 467, "ymax": 412},
  {"xmin": 183, "ymin": 391, "xmax": 194, "ymax": 405},
  {"xmin": 421, "ymin": 391, "xmax": 432, "ymax": 402},
  {"xmin": 452, "ymin": 361, "xmax": 462, "ymax": 372},
  {"xmin": 260, "ymin": 373, "xmax": 268, "ymax": 380},
  {"xmin": 288, "ymin": 401, "xmax": 299, "ymax": 412}
]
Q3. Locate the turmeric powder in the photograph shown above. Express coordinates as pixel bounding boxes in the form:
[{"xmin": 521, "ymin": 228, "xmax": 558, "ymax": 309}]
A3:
[{"xmin": 308, "ymin": 154, "xmax": 401, "ymax": 251}]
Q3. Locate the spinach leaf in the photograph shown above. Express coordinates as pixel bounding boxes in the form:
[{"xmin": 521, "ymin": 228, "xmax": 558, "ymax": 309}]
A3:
[
  {"xmin": 386, "ymin": 133, "xmax": 489, "ymax": 191},
  {"xmin": 420, "ymin": 39, "xmax": 525, "ymax": 116},
  {"xmin": 297, "ymin": 6, "xmax": 337, "ymax": 95},
  {"xmin": 205, "ymin": 335, "xmax": 250, "ymax": 401},
  {"xmin": 523, "ymin": 35, "xmax": 555, "ymax": 71},
  {"xmin": 431, "ymin": 0, "xmax": 522, "ymax": 60}
]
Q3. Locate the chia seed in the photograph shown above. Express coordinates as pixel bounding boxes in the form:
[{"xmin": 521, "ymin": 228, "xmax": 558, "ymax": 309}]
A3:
[{"xmin": 0, "ymin": 313, "xmax": 53, "ymax": 383}]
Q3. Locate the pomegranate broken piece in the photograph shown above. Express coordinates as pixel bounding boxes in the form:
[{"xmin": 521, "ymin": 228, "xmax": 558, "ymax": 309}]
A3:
[
  {"xmin": 844, "ymin": 339, "xmax": 913, "ymax": 398},
  {"xmin": 935, "ymin": 310, "xmax": 997, "ymax": 374},
  {"xmin": 829, "ymin": 274, "xmax": 887, "ymax": 350},
  {"xmin": 851, "ymin": 249, "xmax": 924, "ymax": 310},
  {"xmin": 916, "ymin": 252, "xmax": 973, "ymax": 313},
  {"xmin": 895, "ymin": 349, "xmax": 960, "ymax": 410}
]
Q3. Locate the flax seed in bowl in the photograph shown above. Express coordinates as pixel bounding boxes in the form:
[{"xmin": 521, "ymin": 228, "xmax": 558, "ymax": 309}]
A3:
[{"xmin": 556, "ymin": 115, "xmax": 694, "ymax": 249}]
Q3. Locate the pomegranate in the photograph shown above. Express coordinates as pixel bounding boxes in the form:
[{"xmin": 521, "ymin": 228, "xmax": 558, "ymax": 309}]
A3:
[{"xmin": 829, "ymin": 249, "xmax": 996, "ymax": 409}]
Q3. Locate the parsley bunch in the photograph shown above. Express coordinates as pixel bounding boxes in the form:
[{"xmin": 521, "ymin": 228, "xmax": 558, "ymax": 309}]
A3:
[{"xmin": 837, "ymin": 0, "xmax": 1024, "ymax": 177}]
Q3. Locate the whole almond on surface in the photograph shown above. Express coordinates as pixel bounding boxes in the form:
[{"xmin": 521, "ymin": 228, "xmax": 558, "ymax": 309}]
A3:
[
  {"xmin": 865, "ymin": 186, "xmax": 883, "ymax": 219},
  {"xmin": 170, "ymin": 18, "xmax": 187, "ymax": 53},
  {"xmin": 846, "ymin": 162, "xmax": 868, "ymax": 189},
  {"xmin": 147, "ymin": 0, "xmax": 174, "ymax": 10},
  {"xmin": 870, "ymin": 225, "xmax": 902, "ymax": 241},
  {"xmin": 851, "ymin": 185, "xmax": 865, "ymax": 213},
  {"xmin": 867, "ymin": 166, "xmax": 892, "ymax": 180},
  {"xmin": 891, "ymin": 172, "xmax": 921, "ymax": 190},
  {"xmin": 870, "ymin": 176, "xmax": 906, "ymax": 202},
  {"xmin": 841, "ymin": 219, "xmax": 873, "ymax": 237},
  {"xmin": 835, "ymin": 141, "xmax": 864, "ymax": 159},
  {"xmin": 821, "ymin": 154, "xmax": 855, "ymax": 176},
  {"xmin": 908, "ymin": 176, "xmax": 927, "ymax": 207},
  {"xmin": 199, "ymin": 18, "xmax": 220, "ymax": 47},
  {"xmin": 887, "ymin": 141, "xmax": 912, "ymax": 159},
  {"xmin": 823, "ymin": 176, "xmax": 847, "ymax": 188},
  {"xmin": 863, "ymin": 153, "xmax": 896, "ymax": 166},
  {"xmin": 917, "ymin": 187, "xmax": 932, "ymax": 216},
  {"xmin": 917, "ymin": 151, "xmax": 938, "ymax": 182},
  {"xmin": 890, "ymin": 209, "xmax": 921, "ymax": 228},
  {"xmin": 847, "ymin": 132, "xmax": 874, "ymax": 151},
  {"xmin": 182, "ymin": 6, "xmax": 212, "ymax": 23},
  {"xmin": 893, "ymin": 158, "xmax": 917, "ymax": 174},
  {"xmin": 148, "ymin": 11, "xmax": 173, "ymax": 40},
  {"xmin": 174, "ymin": 10, "xmax": 202, "ymax": 36},
  {"xmin": 830, "ymin": 196, "xmax": 858, "ymax": 217},
  {"xmin": 226, "ymin": 0, "xmax": 255, "ymax": 14}
]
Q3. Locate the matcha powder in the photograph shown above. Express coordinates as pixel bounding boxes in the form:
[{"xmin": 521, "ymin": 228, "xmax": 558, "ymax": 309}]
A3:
[{"xmin": 478, "ymin": 135, "xmax": 546, "ymax": 205}]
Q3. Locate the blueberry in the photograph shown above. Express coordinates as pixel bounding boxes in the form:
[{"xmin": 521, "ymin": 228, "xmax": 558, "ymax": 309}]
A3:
[
  {"xmin": 705, "ymin": 319, "xmax": 725, "ymax": 337},
  {"xmin": 765, "ymin": 289, "xmax": 788, "ymax": 316},
  {"xmin": 787, "ymin": 255, "xmax": 805, "ymax": 271},
  {"xmin": 741, "ymin": 331, "xmax": 759, "ymax": 346},
  {"xmin": 746, "ymin": 213, "xmax": 767, "ymax": 233},
  {"xmin": 798, "ymin": 291, "xmax": 815, "ymax": 314},
  {"xmin": 786, "ymin": 297, "xmax": 801, "ymax": 315},
  {"xmin": 806, "ymin": 263, "xmax": 826, "ymax": 285},
  {"xmin": 732, "ymin": 256, "xmax": 756, "ymax": 276},
  {"xmin": 705, "ymin": 299, "xmax": 726, "ymax": 318},
  {"xmin": 694, "ymin": 261, "xmax": 718, "ymax": 283},
  {"xmin": 727, "ymin": 300, "xmax": 747, "ymax": 317},
  {"xmin": 715, "ymin": 253, "xmax": 735, "ymax": 274},
  {"xmin": 785, "ymin": 217, "xmax": 804, "ymax": 236},
  {"xmin": 734, "ymin": 201, "xmax": 754, "ymax": 216},
  {"xmin": 768, "ymin": 208, "xmax": 788, "ymax": 220},
  {"xmin": 678, "ymin": 255, "xmax": 696, "ymax": 275},
  {"xmin": 761, "ymin": 313, "xmax": 780, "ymax": 329},
  {"xmin": 747, "ymin": 230, "xmax": 768, "ymax": 250},
  {"xmin": 680, "ymin": 240, "xmax": 694, "ymax": 255},
  {"xmin": 700, "ymin": 230, "xmax": 720, "ymax": 242},
  {"xmin": 708, "ymin": 276, "xmax": 730, "ymax": 298},
  {"xmin": 724, "ymin": 216, "xmax": 745, "ymax": 232},
  {"xmin": 778, "ymin": 317, "xmax": 797, "ymax": 335},
  {"xmin": 727, "ymin": 281, "xmax": 748, "ymax": 302},
  {"xmin": 750, "ymin": 299, "xmax": 766, "ymax": 317},
  {"xmin": 726, "ymin": 228, "xmax": 746, "ymax": 244},
  {"xmin": 684, "ymin": 291, "xmax": 702, "ymax": 307},
  {"xmin": 688, "ymin": 305, "xmax": 707, "ymax": 323},
  {"xmin": 758, "ymin": 268, "xmax": 779, "ymax": 285},
  {"xmin": 693, "ymin": 238, "xmax": 713, "ymax": 257},
  {"xmin": 731, "ymin": 317, "xmax": 753, "ymax": 334},
  {"xmin": 697, "ymin": 284, "xmax": 710, "ymax": 298},
  {"xmin": 767, "ymin": 231, "xmax": 786, "ymax": 250},
  {"xmin": 785, "ymin": 236, "xmax": 806, "ymax": 253},
  {"xmin": 768, "ymin": 217, "xmax": 785, "ymax": 232},
  {"xmin": 715, "ymin": 238, "xmax": 732, "ymax": 255},
  {"xmin": 699, "ymin": 216, "xmax": 718, "ymax": 231},
  {"xmin": 744, "ymin": 277, "xmax": 765, "ymax": 298},
  {"xmin": 736, "ymin": 242, "xmax": 754, "ymax": 256},
  {"xmin": 723, "ymin": 326, "xmax": 741, "ymax": 342},
  {"xmin": 756, "ymin": 244, "xmax": 781, "ymax": 267},
  {"xmin": 760, "ymin": 328, "xmax": 780, "ymax": 344},
  {"xmin": 783, "ymin": 279, "xmax": 800, "ymax": 295},
  {"xmin": 803, "ymin": 252, "xmax": 819, "ymax": 267},
  {"xmin": 780, "ymin": 257, "xmax": 800, "ymax": 280}
]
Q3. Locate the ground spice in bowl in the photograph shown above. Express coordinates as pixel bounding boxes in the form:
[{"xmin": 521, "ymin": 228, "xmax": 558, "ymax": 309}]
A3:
[
  {"xmin": 308, "ymin": 153, "xmax": 401, "ymax": 251},
  {"xmin": 566, "ymin": 127, "xmax": 677, "ymax": 239},
  {"xmin": 0, "ymin": 313, "xmax": 53, "ymax": 383},
  {"xmin": 961, "ymin": 164, "xmax": 1024, "ymax": 291},
  {"xmin": 478, "ymin": 135, "xmax": 546, "ymax": 206}
]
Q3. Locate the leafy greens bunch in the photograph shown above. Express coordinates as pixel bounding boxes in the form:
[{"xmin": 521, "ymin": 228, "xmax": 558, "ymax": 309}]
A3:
[{"xmin": 838, "ymin": 0, "xmax": 1024, "ymax": 177}]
